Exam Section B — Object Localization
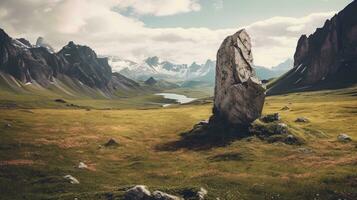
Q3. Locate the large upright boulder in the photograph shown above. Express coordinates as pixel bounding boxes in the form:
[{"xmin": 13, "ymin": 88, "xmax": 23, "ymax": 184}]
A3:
[{"xmin": 212, "ymin": 29, "xmax": 265, "ymax": 127}]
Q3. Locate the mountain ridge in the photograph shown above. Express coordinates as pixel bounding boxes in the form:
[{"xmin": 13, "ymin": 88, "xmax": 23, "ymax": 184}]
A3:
[
  {"xmin": 0, "ymin": 28, "xmax": 176, "ymax": 99},
  {"xmin": 267, "ymin": 1, "xmax": 357, "ymax": 95}
]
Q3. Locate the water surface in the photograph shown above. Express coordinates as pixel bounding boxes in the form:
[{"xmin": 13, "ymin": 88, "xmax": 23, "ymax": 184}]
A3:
[{"xmin": 156, "ymin": 93, "xmax": 196, "ymax": 107}]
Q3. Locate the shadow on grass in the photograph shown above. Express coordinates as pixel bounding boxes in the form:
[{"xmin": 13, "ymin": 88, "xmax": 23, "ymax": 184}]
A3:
[
  {"xmin": 156, "ymin": 119, "xmax": 305, "ymax": 151},
  {"xmin": 156, "ymin": 124, "xmax": 250, "ymax": 151}
]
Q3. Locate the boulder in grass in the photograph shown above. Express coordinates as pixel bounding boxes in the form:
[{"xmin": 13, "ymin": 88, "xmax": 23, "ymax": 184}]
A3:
[
  {"xmin": 337, "ymin": 134, "xmax": 352, "ymax": 142},
  {"xmin": 124, "ymin": 185, "xmax": 151, "ymax": 200},
  {"xmin": 78, "ymin": 162, "xmax": 88, "ymax": 169},
  {"xmin": 152, "ymin": 191, "xmax": 183, "ymax": 200},
  {"xmin": 197, "ymin": 187, "xmax": 208, "ymax": 200},
  {"xmin": 104, "ymin": 138, "xmax": 119, "ymax": 148},
  {"xmin": 276, "ymin": 123, "xmax": 288, "ymax": 135},
  {"xmin": 261, "ymin": 113, "xmax": 281, "ymax": 123},
  {"xmin": 54, "ymin": 99, "xmax": 67, "ymax": 103},
  {"xmin": 295, "ymin": 117, "xmax": 309, "ymax": 123},
  {"xmin": 63, "ymin": 175, "xmax": 79, "ymax": 184},
  {"xmin": 212, "ymin": 29, "xmax": 265, "ymax": 127},
  {"xmin": 281, "ymin": 106, "xmax": 290, "ymax": 111}
]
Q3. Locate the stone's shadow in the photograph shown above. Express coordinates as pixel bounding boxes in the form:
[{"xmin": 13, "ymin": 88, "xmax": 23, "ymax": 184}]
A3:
[
  {"xmin": 156, "ymin": 123, "xmax": 250, "ymax": 151},
  {"xmin": 156, "ymin": 118, "xmax": 305, "ymax": 151}
]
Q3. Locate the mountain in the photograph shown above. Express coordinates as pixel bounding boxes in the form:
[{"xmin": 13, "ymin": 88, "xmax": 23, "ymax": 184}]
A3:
[
  {"xmin": 109, "ymin": 56, "xmax": 215, "ymax": 82},
  {"xmin": 36, "ymin": 37, "xmax": 55, "ymax": 53},
  {"xmin": 144, "ymin": 77, "xmax": 157, "ymax": 85},
  {"xmin": 255, "ymin": 58, "xmax": 293, "ymax": 80},
  {"xmin": 110, "ymin": 53, "xmax": 292, "ymax": 87},
  {"xmin": 0, "ymin": 28, "xmax": 152, "ymax": 98},
  {"xmin": 143, "ymin": 76, "xmax": 179, "ymax": 90},
  {"xmin": 267, "ymin": 1, "xmax": 357, "ymax": 95}
]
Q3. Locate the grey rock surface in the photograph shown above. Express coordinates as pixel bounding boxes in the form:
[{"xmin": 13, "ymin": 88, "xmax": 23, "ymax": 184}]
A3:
[
  {"xmin": 295, "ymin": 117, "xmax": 309, "ymax": 123},
  {"xmin": 337, "ymin": 134, "xmax": 352, "ymax": 142},
  {"xmin": 124, "ymin": 185, "xmax": 151, "ymax": 200},
  {"xmin": 197, "ymin": 187, "xmax": 208, "ymax": 200},
  {"xmin": 213, "ymin": 29, "xmax": 265, "ymax": 127},
  {"xmin": 63, "ymin": 175, "xmax": 80, "ymax": 184},
  {"xmin": 152, "ymin": 191, "xmax": 182, "ymax": 200},
  {"xmin": 261, "ymin": 113, "xmax": 280, "ymax": 123}
]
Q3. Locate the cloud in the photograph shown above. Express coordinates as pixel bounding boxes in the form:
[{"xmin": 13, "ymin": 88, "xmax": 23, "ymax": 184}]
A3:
[
  {"xmin": 245, "ymin": 11, "xmax": 336, "ymax": 66},
  {"xmin": 213, "ymin": 0, "xmax": 224, "ymax": 10},
  {"xmin": 0, "ymin": 0, "xmax": 336, "ymax": 67},
  {"xmin": 115, "ymin": 0, "xmax": 201, "ymax": 16}
]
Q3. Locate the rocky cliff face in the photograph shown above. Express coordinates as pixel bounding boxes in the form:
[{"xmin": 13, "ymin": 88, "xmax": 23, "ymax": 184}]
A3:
[
  {"xmin": 36, "ymin": 37, "xmax": 55, "ymax": 53},
  {"xmin": 57, "ymin": 41, "xmax": 113, "ymax": 89},
  {"xmin": 212, "ymin": 29, "xmax": 265, "ymax": 127},
  {"xmin": 268, "ymin": 1, "xmax": 357, "ymax": 95},
  {"xmin": 0, "ymin": 28, "xmax": 141, "ymax": 95}
]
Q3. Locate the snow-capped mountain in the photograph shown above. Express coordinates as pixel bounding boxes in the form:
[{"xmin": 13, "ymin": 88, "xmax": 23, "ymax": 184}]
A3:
[
  {"xmin": 255, "ymin": 58, "xmax": 293, "ymax": 80},
  {"xmin": 108, "ymin": 56, "xmax": 216, "ymax": 82},
  {"xmin": 11, "ymin": 36, "xmax": 56, "ymax": 54}
]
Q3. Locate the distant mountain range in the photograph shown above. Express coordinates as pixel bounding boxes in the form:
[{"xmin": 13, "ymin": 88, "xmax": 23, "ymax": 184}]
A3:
[
  {"xmin": 108, "ymin": 56, "xmax": 216, "ymax": 82},
  {"xmin": 255, "ymin": 58, "xmax": 293, "ymax": 80},
  {"xmin": 109, "ymin": 56, "xmax": 292, "ymax": 85},
  {"xmin": 267, "ymin": 1, "xmax": 357, "ymax": 95}
]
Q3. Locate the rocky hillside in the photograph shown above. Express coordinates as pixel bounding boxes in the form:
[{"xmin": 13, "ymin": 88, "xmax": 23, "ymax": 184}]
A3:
[
  {"xmin": 0, "ymin": 28, "xmax": 150, "ymax": 98},
  {"xmin": 255, "ymin": 58, "xmax": 293, "ymax": 80},
  {"xmin": 267, "ymin": 1, "xmax": 357, "ymax": 95}
]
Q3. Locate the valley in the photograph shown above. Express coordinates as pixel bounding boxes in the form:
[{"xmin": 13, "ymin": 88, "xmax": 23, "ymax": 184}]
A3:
[
  {"xmin": 0, "ymin": 86, "xmax": 356, "ymax": 200},
  {"xmin": 0, "ymin": 1, "xmax": 356, "ymax": 200}
]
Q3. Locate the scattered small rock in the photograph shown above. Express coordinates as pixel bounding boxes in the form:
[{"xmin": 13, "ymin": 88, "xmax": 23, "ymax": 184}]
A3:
[
  {"xmin": 249, "ymin": 122, "xmax": 288, "ymax": 136},
  {"xmin": 4, "ymin": 123, "xmax": 11, "ymax": 128},
  {"xmin": 123, "ymin": 185, "xmax": 194, "ymax": 200},
  {"xmin": 63, "ymin": 175, "xmax": 79, "ymax": 184},
  {"xmin": 193, "ymin": 120, "xmax": 209, "ymax": 129},
  {"xmin": 276, "ymin": 123, "xmax": 288, "ymax": 134},
  {"xmin": 198, "ymin": 120, "xmax": 209, "ymax": 126},
  {"xmin": 54, "ymin": 99, "xmax": 67, "ymax": 103},
  {"xmin": 124, "ymin": 185, "xmax": 152, "ymax": 200},
  {"xmin": 295, "ymin": 117, "xmax": 309, "ymax": 123},
  {"xmin": 284, "ymin": 134, "xmax": 300, "ymax": 145},
  {"xmin": 298, "ymin": 147, "xmax": 313, "ymax": 154},
  {"xmin": 152, "ymin": 191, "xmax": 182, "ymax": 200},
  {"xmin": 337, "ymin": 134, "xmax": 352, "ymax": 142},
  {"xmin": 78, "ymin": 162, "xmax": 88, "ymax": 169},
  {"xmin": 197, "ymin": 187, "xmax": 208, "ymax": 200},
  {"xmin": 261, "ymin": 113, "xmax": 281, "ymax": 123},
  {"xmin": 281, "ymin": 106, "xmax": 290, "ymax": 111},
  {"xmin": 104, "ymin": 138, "xmax": 119, "ymax": 147}
]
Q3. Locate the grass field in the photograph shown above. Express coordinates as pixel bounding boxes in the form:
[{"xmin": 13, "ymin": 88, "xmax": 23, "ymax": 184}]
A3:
[{"xmin": 0, "ymin": 86, "xmax": 356, "ymax": 200}]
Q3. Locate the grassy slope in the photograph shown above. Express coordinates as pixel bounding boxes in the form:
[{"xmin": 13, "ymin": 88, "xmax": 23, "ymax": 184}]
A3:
[
  {"xmin": 0, "ymin": 73, "xmax": 178, "ymax": 109},
  {"xmin": 0, "ymin": 87, "xmax": 356, "ymax": 200}
]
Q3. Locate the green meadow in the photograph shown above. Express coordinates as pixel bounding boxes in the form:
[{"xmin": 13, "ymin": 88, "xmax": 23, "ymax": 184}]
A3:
[{"xmin": 0, "ymin": 85, "xmax": 356, "ymax": 200}]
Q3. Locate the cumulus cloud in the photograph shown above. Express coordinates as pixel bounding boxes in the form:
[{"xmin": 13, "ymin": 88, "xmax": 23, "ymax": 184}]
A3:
[
  {"xmin": 245, "ymin": 11, "xmax": 335, "ymax": 66},
  {"xmin": 115, "ymin": 0, "xmax": 201, "ymax": 16},
  {"xmin": 213, "ymin": 0, "xmax": 224, "ymax": 10},
  {"xmin": 0, "ymin": 0, "xmax": 336, "ymax": 67}
]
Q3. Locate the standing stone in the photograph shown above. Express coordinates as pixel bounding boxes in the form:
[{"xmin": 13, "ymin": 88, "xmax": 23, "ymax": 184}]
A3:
[{"xmin": 212, "ymin": 29, "xmax": 265, "ymax": 127}]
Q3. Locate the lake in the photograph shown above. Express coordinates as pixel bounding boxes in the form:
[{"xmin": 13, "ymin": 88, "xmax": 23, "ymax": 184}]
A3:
[{"xmin": 156, "ymin": 93, "xmax": 197, "ymax": 107}]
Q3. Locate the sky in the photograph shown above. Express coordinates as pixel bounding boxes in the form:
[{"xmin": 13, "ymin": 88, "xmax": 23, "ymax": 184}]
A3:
[{"xmin": 0, "ymin": 0, "xmax": 353, "ymax": 67}]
